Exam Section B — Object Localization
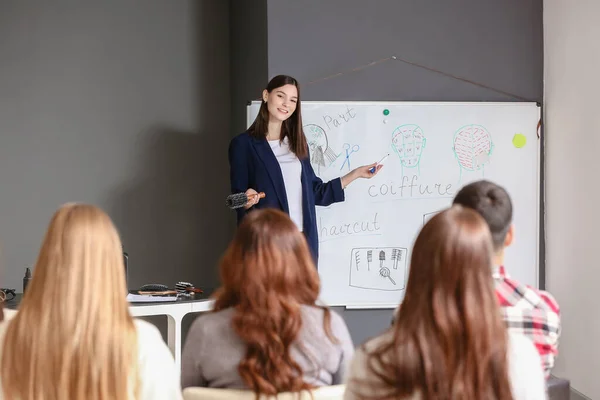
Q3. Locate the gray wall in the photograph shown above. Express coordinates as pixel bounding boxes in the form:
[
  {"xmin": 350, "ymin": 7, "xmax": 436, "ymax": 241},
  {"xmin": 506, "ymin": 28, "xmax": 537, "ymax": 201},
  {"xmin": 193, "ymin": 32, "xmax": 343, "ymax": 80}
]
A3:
[
  {"xmin": 0, "ymin": 0, "xmax": 232, "ymax": 293},
  {"xmin": 230, "ymin": 0, "xmax": 268, "ymax": 136},
  {"xmin": 264, "ymin": 0, "xmax": 543, "ymax": 345}
]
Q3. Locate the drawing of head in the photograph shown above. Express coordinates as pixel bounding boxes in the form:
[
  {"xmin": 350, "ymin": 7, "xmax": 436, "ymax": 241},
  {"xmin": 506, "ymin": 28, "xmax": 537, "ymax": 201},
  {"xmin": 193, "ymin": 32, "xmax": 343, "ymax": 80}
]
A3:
[
  {"xmin": 303, "ymin": 124, "xmax": 337, "ymax": 168},
  {"xmin": 452, "ymin": 125, "xmax": 494, "ymax": 171},
  {"xmin": 391, "ymin": 124, "xmax": 426, "ymax": 169}
]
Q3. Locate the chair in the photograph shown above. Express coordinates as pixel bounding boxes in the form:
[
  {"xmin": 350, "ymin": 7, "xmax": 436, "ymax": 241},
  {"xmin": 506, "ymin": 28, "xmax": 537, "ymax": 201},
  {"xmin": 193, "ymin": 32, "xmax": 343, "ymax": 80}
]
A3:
[{"xmin": 183, "ymin": 384, "xmax": 346, "ymax": 400}]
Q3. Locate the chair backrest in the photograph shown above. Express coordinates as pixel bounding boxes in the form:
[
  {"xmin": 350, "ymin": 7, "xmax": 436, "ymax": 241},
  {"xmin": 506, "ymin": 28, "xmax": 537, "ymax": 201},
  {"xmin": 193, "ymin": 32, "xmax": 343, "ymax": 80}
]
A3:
[{"xmin": 182, "ymin": 384, "xmax": 346, "ymax": 400}]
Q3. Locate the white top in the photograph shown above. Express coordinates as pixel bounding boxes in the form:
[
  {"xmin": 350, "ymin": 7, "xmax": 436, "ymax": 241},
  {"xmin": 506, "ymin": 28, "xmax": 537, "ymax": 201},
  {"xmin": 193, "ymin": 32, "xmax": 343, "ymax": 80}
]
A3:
[
  {"xmin": 344, "ymin": 331, "xmax": 546, "ymax": 400},
  {"xmin": 1, "ymin": 309, "xmax": 16, "ymax": 321},
  {"xmin": 0, "ymin": 318, "xmax": 183, "ymax": 400},
  {"xmin": 269, "ymin": 137, "xmax": 304, "ymax": 231}
]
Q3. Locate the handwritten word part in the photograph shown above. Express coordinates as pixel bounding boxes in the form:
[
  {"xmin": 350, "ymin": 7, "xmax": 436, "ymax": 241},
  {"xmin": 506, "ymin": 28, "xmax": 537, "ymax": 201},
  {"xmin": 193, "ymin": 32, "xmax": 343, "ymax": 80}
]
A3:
[
  {"xmin": 323, "ymin": 105, "xmax": 357, "ymax": 130},
  {"xmin": 368, "ymin": 175, "xmax": 455, "ymax": 199}
]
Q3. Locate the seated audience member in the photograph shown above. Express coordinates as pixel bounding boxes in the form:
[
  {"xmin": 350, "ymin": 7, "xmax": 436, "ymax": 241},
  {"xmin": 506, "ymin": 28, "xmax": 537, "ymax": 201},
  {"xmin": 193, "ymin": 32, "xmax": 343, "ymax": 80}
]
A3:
[
  {"xmin": 0, "ymin": 203, "xmax": 182, "ymax": 400},
  {"xmin": 345, "ymin": 206, "xmax": 546, "ymax": 400},
  {"xmin": 181, "ymin": 208, "xmax": 354, "ymax": 395},
  {"xmin": 453, "ymin": 180, "xmax": 560, "ymax": 378}
]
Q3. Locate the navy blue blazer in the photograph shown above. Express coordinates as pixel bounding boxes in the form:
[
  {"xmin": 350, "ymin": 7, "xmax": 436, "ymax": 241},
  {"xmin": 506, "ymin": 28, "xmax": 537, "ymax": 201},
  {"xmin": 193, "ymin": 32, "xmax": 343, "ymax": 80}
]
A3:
[{"xmin": 228, "ymin": 131, "xmax": 345, "ymax": 262}]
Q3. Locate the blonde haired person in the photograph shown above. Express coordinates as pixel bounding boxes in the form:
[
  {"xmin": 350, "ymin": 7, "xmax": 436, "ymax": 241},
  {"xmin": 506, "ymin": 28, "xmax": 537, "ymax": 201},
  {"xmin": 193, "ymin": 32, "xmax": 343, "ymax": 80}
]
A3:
[{"xmin": 0, "ymin": 204, "xmax": 182, "ymax": 400}]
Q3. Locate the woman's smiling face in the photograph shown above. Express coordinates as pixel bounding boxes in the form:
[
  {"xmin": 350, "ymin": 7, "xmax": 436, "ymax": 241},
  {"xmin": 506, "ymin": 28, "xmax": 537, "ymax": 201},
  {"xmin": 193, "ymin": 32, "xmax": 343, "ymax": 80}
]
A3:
[{"xmin": 263, "ymin": 84, "xmax": 298, "ymax": 123}]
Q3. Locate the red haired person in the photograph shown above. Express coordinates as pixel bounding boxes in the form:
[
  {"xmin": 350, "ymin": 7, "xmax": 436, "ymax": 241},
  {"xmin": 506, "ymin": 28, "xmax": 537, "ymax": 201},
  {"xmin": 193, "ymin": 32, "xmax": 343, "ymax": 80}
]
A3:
[{"xmin": 182, "ymin": 209, "xmax": 354, "ymax": 396}]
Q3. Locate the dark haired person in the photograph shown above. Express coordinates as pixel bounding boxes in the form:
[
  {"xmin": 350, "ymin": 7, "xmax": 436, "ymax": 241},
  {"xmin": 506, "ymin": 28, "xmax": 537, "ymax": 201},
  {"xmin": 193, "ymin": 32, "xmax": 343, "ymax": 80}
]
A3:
[
  {"xmin": 228, "ymin": 75, "xmax": 382, "ymax": 261},
  {"xmin": 454, "ymin": 180, "xmax": 561, "ymax": 378}
]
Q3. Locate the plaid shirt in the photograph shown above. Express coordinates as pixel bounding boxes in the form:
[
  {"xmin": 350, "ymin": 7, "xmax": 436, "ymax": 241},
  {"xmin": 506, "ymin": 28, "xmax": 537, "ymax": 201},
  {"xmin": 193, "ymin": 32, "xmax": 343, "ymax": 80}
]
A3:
[{"xmin": 494, "ymin": 265, "xmax": 561, "ymax": 379}]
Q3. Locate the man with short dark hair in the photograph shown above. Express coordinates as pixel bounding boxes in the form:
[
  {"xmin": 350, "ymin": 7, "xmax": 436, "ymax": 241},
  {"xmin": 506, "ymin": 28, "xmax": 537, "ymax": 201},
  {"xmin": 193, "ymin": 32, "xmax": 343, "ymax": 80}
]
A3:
[{"xmin": 453, "ymin": 180, "xmax": 560, "ymax": 379}]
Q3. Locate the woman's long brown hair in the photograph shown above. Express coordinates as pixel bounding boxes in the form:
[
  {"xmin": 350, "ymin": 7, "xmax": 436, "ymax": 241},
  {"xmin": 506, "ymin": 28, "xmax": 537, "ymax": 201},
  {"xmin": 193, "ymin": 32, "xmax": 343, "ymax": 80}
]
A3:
[
  {"xmin": 1, "ymin": 204, "xmax": 138, "ymax": 400},
  {"xmin": 213, "ymin": 208, "xmax": 336, "ymax": 396},
  {"xmin": 352, "ymin": 206, "xmax": 514, "ymax": 400},
  {"xmin": 248, "ymin": 74, "xmax": 308, "ymax": 159}
]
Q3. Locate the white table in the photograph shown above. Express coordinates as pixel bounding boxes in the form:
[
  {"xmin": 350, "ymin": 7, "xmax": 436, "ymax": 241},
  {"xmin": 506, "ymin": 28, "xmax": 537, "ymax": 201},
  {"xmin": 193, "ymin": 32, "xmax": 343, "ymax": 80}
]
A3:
[
  {"xmin": 7, "ymin": 294, "xmax": 215, "ymax": 371},
  {"xmin": 129, "ymin": 298, "xmax": 215, "ymax": 371}
]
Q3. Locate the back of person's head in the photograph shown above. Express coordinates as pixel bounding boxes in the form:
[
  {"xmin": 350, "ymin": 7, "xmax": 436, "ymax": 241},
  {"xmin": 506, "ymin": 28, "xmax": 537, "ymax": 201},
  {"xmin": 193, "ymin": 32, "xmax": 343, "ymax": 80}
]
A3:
[
  {"xmin": 1, "ymin": 203, "xmax": 138, "ymax": 400},
  {"xmin": 214, "ymin": 208, "xmax": 335, "ymax": 396},
  {"xmin": 453, "ymin": 180, "xmax": 513, "ymax": 251},
  {"xmin": 357, "ymin": 206, "xmax": 513, "ymax": 400}
]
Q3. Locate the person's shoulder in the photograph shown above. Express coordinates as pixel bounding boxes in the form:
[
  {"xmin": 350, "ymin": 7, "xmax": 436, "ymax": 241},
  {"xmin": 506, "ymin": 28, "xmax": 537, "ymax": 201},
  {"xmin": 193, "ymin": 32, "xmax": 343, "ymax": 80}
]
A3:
[
  {"xmin": 329, "ymin": 307, "xmax": 346, "ymax": 326},
  {"xmin": 523, "ymin": 283, "xmax": 561, "ymax": 315},
  {"xmin": 507, "ymin": 333, "xmax": 546, "ymax": 397},
  {"xmin": 189, "ymin": 308, "xmax": 235, "ymax": 336},
  {"xmin": 508, "ymin": 332, "xmax": 541, "ymax": 365},
  {"xmin": 228, "ymin": 131, "xmax": 256, "ymax": 157},
  {"xmin": 537, "ymin": 289, "xmax": 560, "ymax": 314},
  {"xmin": 0, "ymin": 315, "xmax": 18, "ymax": 362},
  {"xmin": 496, "ymin": 269, "xmax": 560, "ymax": 312},
  {"xmin": 301, "ymin": 304, "xmax": 345, "ymax": 326},
  {"xmin": 0, "ymin": 317, "xmax": 10, "ymax": 340},
  {"xmin": 1, "ymin": 309, "xmax": 17, "ymax": 322},
  {"xmin": 133, "ymin": 319, "xmax": 175, "ymax": 367},
  {"xmin": 0, "ymin": 312, "xmax": 18, "ymax": 344},
  {"xmin": 133, "ymin": 320, "xmax": 183, "ymax": 399},
  {"xmin": 230, "ymin": 131, "xmax": 253, "ymax": 146},
  {"xmin": 345, "ymin": 330, "xmax": 395, "ymax": 393},
  {"xmin": 133, "ymin": 319, "xmax": 165, "ymax": 345},
  {"xmin": 133, "ymin": 319, "xmax": 177, "ymax": 366},
  {"xmin": 361, "ymin": 328, "xmax": 395, "ymax": 353},
  {"xmin": 199, "ymin": 307, "xmax": 235, "ymax": 322},
  {"xmin": 347, "ymin": 341, "xmax": 370, "ymax": 375}
]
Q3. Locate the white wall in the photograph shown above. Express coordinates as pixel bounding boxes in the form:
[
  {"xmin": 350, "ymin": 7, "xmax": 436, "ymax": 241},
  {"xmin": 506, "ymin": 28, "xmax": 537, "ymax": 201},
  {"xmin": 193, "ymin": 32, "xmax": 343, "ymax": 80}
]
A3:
[{"xmin": 544, "ymin": 1, "xmax": 600, "ymax": 397}]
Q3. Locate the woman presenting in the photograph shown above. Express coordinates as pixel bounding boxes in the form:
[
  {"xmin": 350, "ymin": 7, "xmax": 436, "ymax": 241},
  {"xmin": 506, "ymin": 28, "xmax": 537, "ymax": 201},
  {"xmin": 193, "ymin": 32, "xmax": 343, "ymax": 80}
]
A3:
[{"xmin": 228, "ymin": 75, "xmax": 382, "ymax": 262}]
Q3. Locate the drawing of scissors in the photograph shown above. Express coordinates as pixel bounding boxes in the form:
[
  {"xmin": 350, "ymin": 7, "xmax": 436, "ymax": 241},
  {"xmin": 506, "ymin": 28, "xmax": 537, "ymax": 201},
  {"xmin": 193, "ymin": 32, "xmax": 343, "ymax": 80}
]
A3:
[{"xmin": 340, "ymin": 143, "xmax": 359, "ymax": 171}]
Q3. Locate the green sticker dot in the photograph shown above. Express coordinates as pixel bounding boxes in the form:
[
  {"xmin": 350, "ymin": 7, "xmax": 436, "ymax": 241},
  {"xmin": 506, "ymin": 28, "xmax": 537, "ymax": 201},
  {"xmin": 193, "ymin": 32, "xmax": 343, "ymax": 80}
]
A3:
[
  {"xmin": 383, "ymin": 109, "xmax": 390, "ymax": 116},
  {"xmin": 512, "ymin": 133, "xmax": 527, "ymax": 148}
]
